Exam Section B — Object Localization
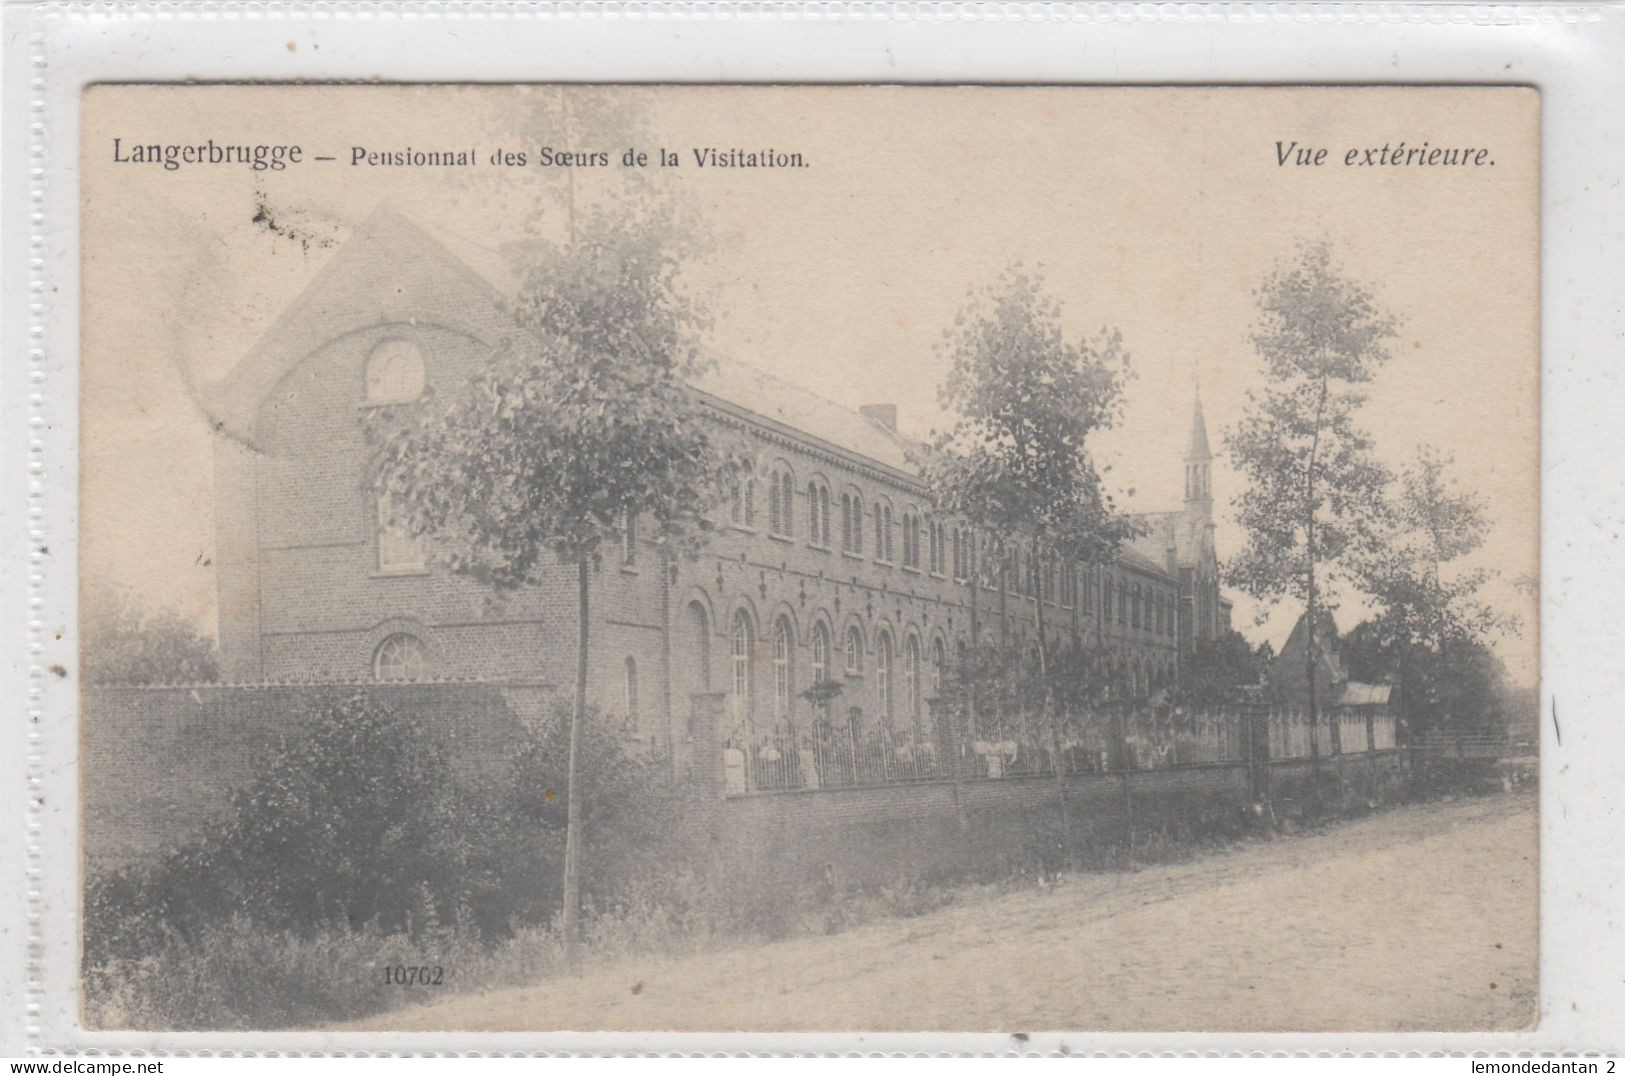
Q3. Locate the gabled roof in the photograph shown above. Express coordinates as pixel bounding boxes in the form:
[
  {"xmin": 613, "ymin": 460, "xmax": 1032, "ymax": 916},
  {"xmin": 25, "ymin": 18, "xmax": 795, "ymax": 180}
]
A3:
[
  {"xmin": 1125, "ymin": 508, "xmax": 1210, "ymax": 572},
  {"xmin": 1339, "ymin": 682, "xmax": 1392, "ymax": 707},
  {"xmin": 205, "ymin": 205, "xmax": 515, "ymax": 443},
  {"xmin": 691, "ymin": 357, "xmax": 919, "ymax": 478}
]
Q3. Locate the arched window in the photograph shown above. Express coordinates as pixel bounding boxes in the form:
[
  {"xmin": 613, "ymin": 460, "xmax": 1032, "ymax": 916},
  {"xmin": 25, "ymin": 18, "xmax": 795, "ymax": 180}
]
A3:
[
  {"xmin": 845, "ymin": 626, "xmax": 863, "ymax": 675},
  {"xmin": 904, "ymin": 635, "xmax": 922, "ymax": 725},
  {"xmin": 877, "ymin": 631, "xmax": 895, "ymax": 723},
  {"xmin": 873, "ymin": 504, "xmax": 885, "ymax": 561},
  {"xmin": 772, "ymin": 617, "xmax": 794, "ymax": 729},
  {"xmin": 811, "ymin": 622, "xmax": 832, "ymax": 714},
  {"xmin": 624, "ymin": 656, "xmax": 639, "ymax": 725},
  {"xmin": 373, "ymin": 633, "xmax": 427, "ymax": 681},
  {"xmin": 686, "ymin": 601, "xmax": 711, "ymax": 691},
  {"xmin": 364, "ymin": 339, "xmax": 426, "ymax": 404},
  {"xmin": 843, "ymin": 491, "xmax": 864, "ymax": 554},
  {"xmin": 931, "ymin": 638, "xmax": 947, "ymax": 698},
  {"xmin": 730, "ymin": 478, "xmax": 757, "ymax": 527},
  {"xmin": 376, "ymin": 490, "xmax": 424, "ymax": 573},
  {"xmin": 766, "ymin": 468, "xmax": 794, "ymax": 536},
  {"xmin": 807, "ymin": 480, "xmax": 831, "ymax": 547},
  {"xmin": 621, "ymin": 506, "xmax": 637, "ymax": 566},
  {"xmin": 731, "ymin": 612, "xmax": 754, "ymax": 731}
]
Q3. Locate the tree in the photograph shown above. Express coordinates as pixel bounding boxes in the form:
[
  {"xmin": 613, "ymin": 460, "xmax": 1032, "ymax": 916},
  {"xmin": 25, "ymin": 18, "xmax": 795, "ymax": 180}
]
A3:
[
  {"xmin": 1173, "ymin": 629, "xmax": 1273, "ymax": 706},
  {"xmin": 920, "ymin": 264, "xmax": 1136, "ymax": 835},
  {"xmin": 1227, "ymin": 241, "xmax": 1397, "ymax": 768},
  {"xmin": 82, "ymin": 587, "xmax": 219, "ymax": 685},
  {"xmin": 373, "ymin": 199, "xmax": 744, "ymax": 966},
  {"xmin": 1352, "ymin": 447, "xmax": 1516, "ymax": 739}
]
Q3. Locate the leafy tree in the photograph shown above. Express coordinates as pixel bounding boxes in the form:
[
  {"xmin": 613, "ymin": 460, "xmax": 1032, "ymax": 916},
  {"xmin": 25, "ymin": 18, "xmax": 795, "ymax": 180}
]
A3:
[
  {"xmin": 921, "ymin": 264, "xmax": 1136, "ymax": 832},
  {"xmin": 82, "ymin": 587, "xmax": 219, "ymax": 685},
  {"xmin": 84, "ymin": 692, "xmax": 675, "ymax": 969},
  {"xmin": 1173, "ymin": 629, "xmax": 1274, "ymax": 706},
  {"xmin": 1351, "ymin": 447, "xmax": 1517, "ymax": 738},
  {"xmin": 1227, "ymin": 241, "xmax": 1397, "ymax": 764},
  {"xmin": 373, "ymin": 199, "xmax": 744, "ymax": 965}
]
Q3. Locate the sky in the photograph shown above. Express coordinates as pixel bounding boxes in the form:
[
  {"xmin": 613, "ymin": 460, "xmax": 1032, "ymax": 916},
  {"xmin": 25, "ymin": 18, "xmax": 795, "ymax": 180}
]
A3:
[{"xmin": 79, "ymin": 85, "xmax": 1540, "ymax": 683}]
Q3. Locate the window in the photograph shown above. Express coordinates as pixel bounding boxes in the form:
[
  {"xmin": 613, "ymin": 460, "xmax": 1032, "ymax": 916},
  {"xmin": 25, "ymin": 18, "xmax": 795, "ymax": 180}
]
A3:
[
  {"xmin": 845, "ymin": 627, "xmax": 863, "ymax": 675},
  {"xmin": 767, "ymin": 467, "xmax": 794, "ymax": 536},
  {"xmin": 376, "ymin": 490, "xmax": 424, "ymax": 573},
  {"xmin": 904, "ymin": 635, "xmax": 921, "ymax": 726},
  {"xmin": 952, "ymin": 529, "xmax": 964, "ymax": 580},
  {"xmin": 364, "ymin": 339, "xmax": 426, "ymax": 404},
  {"xmin": 811, "ymin": 622, "xmax": 832, "ymax": 714},
  {"xmin": 841, "ymin": 491, "xmax": 863, "ymax": 554},
  {"xmin": 807, "ymin": 481, "xmax": 831, "ymax": 546},
  {"xmin": 1118, "ymin": 578, "xmax": 1128, "ymax": 624},
  {"xmin": 731, "ymin": 612, "xmax": 753, "ymax": 730},
  {"xmin": 873, "ymin": 502, "xmax": 895, "ymax": 563},
  {"xmin": 373, "ymin": 633, "xmax": 427, "ymax": 681},
  {"xmin": 621, "ymin": 507, "xmax": 637, "ymax": 566},
  {"xmin": 877, "ymin": 632, "xmax": 895, "ymax": 722},
  {"xmin": 772, "ymin": 618, "xmax": 794, "ymax": 728},
  {"xmin": 902, "ymin": 512, "xmax": 921, "ymax": 568},
  {"xmin": 1103, "ymin": 577, "xmax": 1114, "ymax": 620},
  {"xmin": 729, "ymin": 478, "xmax": 757, "ymax": 528},
  {"xmin": 1083, "ymin": 568, "xmax": 1094, "ymax": 614},
  {"xmin": 1043, "ymin": 556, "xmax": 1056, "ymax": 603},
  {"xmin": 931, "ymin": 638, "xmax": 947, "ymax": 697},
  {"xmin": 624, "ymin": 656, "xmax": 639, "ymax": 724}
]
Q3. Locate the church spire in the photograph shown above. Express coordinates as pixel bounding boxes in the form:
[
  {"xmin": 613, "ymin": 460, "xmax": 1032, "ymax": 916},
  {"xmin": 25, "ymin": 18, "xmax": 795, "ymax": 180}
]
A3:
[
  {"xmin": 1184, "ymin": 385, "xmax": 1213, "ymax": 512},
  {"xmin": 1187, "ymin": 386, "xmax": 1212, "ymax": 462}
]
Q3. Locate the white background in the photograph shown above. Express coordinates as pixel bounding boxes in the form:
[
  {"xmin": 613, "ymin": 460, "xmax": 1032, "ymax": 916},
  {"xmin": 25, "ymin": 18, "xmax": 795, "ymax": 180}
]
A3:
[{"xmin": 3, "ymin": 0, "xmax": 1623, "ymax": 1059}]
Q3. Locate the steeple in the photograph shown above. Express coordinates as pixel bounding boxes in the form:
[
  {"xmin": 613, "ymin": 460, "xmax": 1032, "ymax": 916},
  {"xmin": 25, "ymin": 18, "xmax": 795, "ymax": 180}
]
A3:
[{"xmin": 1184, "ymin": 386, "xmax": 1213, "ymax": 514}]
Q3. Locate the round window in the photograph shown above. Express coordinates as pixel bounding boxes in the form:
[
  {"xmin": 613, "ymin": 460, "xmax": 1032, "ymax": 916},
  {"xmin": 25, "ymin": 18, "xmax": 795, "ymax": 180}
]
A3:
[
  {"xmin": 373, "ymin": 633, "xmax": 428, "ymax": 681},
  {"xmin": 364, "ymin": 338, "xmax": 426, "ymax": 404}
]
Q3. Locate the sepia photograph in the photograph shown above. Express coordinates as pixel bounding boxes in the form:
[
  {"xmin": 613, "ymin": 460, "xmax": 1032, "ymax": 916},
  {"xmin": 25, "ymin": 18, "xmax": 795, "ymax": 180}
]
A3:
[{"xmin": 76, "ymin": 84, "xmax": 1539, "ymax": 1035}]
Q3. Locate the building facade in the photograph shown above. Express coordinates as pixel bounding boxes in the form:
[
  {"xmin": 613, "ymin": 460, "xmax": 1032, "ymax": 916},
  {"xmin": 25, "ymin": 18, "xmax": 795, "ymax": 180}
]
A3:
[{"xmin": 209, "ymin": 208, "xmax": 1229, "ymax": 769}]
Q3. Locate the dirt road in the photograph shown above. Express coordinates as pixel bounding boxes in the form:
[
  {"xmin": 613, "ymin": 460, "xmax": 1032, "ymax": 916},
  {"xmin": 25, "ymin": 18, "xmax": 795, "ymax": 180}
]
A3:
[{"xmin": 356, "ymin": 793, "xmax": 1537, "ymax": 1033}]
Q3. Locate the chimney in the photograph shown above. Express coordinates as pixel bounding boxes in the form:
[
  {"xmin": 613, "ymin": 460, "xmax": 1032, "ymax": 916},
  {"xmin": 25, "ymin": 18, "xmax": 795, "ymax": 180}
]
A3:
[{"xmin": 860, "ymin": 403, "xmax": 898, "ymax": 431}]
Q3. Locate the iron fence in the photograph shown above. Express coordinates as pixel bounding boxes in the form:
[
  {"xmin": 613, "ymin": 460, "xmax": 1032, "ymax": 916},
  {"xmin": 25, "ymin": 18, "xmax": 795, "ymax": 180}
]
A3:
[{"xmin": 719, "ymin": 701, "xmax": 1398, "ymax": 797}]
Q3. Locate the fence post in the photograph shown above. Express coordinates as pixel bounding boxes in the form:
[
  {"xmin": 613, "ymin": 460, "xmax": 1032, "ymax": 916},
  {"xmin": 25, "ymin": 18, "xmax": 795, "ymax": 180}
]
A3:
[
  {"xmin": 687, "ymin": 692, "xmax": 728, "ymax": 803},
  {"xmin": 1113, "ymin": 703, "xmax": 1136, "ymax": 870},
  {"xmin": 1247, "ymin": 702, "xmax": 1273, "ymax": 829},
  {"xmin": 930, "ymin": 697, "xmax": 970, "ymax": 835}
]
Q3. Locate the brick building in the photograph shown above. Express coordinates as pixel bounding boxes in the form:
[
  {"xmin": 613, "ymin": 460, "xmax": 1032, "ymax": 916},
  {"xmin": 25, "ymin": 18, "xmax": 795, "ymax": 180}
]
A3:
[{"xmin": 207, "ymin": 208, "xmax": 1230, "ymax": 777}]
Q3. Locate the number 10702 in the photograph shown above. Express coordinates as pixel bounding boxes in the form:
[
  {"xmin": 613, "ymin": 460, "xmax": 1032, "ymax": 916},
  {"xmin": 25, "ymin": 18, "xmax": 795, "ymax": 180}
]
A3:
[{"xmin": 382, "ymin": 964, "xmax": 444, "ymax": 986}]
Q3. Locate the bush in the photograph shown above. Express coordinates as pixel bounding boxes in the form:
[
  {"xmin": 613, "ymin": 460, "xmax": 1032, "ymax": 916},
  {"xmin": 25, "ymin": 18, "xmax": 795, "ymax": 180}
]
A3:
[{"xmin": 83, "ymin": 689, "xmax": 686, "ymax": 1027}]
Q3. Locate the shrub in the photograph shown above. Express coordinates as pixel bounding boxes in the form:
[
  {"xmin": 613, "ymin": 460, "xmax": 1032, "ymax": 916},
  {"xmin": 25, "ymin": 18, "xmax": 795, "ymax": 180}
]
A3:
[{"xmin": 83, "ymin": 689, "xmax": 687, "ymax": 1027}]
